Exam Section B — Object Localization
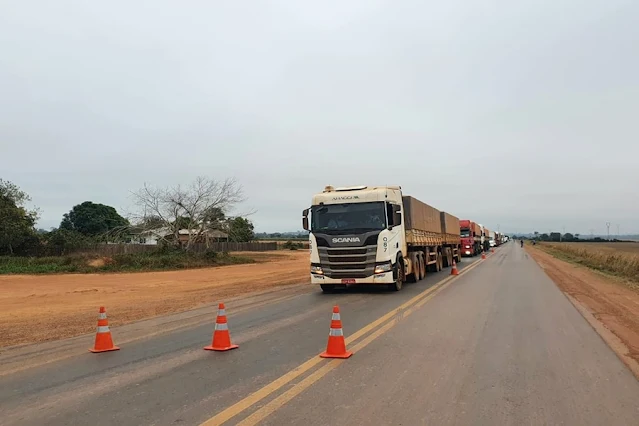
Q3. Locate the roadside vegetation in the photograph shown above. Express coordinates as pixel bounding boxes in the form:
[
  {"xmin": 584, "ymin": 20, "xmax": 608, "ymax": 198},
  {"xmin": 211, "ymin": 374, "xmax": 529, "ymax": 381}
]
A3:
[
  {"xmin": 0, "ymin": 176, "xmax": 265, "ymax": 274},
  {"xmin": 535, "ymin": 242, "xmax": 639, "ymax": 286},
  {"xmin": 0, "ymin": 248, "xmax": 255, "ymax": 274}
]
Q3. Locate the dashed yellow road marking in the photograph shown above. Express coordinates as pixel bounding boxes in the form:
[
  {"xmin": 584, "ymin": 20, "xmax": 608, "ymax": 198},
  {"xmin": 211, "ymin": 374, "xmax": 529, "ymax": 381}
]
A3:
[{"xmin": 202, "ymin": 257, "xmax": 485, "ymax": 425}]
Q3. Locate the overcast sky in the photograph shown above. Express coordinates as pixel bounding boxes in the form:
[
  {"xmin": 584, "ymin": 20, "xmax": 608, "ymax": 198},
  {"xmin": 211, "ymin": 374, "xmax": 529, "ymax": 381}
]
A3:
[{"xmin": 1, "ymin": 0, "xmax": 638, "ymax": 235}]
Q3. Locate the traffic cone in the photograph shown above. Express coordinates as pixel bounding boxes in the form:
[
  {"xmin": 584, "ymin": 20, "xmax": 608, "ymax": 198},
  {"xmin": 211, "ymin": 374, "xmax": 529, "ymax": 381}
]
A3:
[
  {"xmin": 204, "ymin": 303, "xmax": 238, "ymax": 351},
  {"xmin": 89, "ymin": 306, "xmax": 120, "ymax": 353},
  {"xmin": 320, "ymin": 305, "xmax": 352, "ymax": 359},
  {"xmin": 450, "ymin": 260, "xmax": 459, "ymax": 276},
  {"xmin": 491, "ymin": 247, "xmax": 495, "ymax": 253},
  {"xmin": 481, "ymin": 252, "xmax": 487, "ymax": 259}
]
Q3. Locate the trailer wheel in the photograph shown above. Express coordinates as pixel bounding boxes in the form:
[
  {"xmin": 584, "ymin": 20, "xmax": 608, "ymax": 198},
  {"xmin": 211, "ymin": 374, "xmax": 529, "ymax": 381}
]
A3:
[
  {"xmin": 389, "ymin": 259, "xmax": 404, "ymax": 291},
  {"xmin": 442, "ymin": 250, "xmax": 452, "ymax": 268},
  {"xmin": 320, "ymin": 284, "xmax": 336, "ymax": 293},
  {"xmin": 406, "ymin": 253, "xmax": 418, "ymax": 283},
  {"xmin": 418, "ymin": 254, "xmax": 426, "ymax": 280},
  {"xmin": 428, "ymin": 253, "xmax": 437, "ymax": 273},
  {"xmin": 437, "ymin": 253, "xmax": 443, "ymax": 272}
]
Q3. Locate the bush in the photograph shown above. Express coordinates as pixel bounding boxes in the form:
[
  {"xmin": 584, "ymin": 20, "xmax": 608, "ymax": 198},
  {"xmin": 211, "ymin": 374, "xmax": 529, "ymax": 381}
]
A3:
[
  {"xmin": 203, "ymin": 250, "xmax": 218, "ymax": 261},
  {"xmin": 0, "ymin": 249, "xmax": 256, "ymax": 274},
  {"xmin": 283, "ymin": 240, "xmax": 303, "ymax": 250}
]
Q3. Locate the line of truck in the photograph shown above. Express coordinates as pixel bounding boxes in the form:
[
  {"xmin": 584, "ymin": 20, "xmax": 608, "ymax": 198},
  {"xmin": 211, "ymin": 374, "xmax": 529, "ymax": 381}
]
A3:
[
  {"xmin": 459, "ymin": 222, "xmax": 508, "ymax": 256},
  {"xmin": 302, "ymin": 185, "xmax": 506, "ymax": 293}
]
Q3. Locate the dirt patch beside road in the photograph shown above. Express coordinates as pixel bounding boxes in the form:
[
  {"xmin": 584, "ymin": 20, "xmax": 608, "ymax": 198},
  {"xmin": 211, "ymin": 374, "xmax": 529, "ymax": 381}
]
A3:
[
  {"xmin": 528, "ymin": 247, "xmax": 639, "ymax": 368},
  {"xmin": 0, "ymin": 251, "xmax": 309, "ymax": 348}
]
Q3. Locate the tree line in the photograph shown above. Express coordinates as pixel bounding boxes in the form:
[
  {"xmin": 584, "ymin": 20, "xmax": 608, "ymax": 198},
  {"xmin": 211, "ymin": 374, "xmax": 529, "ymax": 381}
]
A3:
[
  {"xmin": 512, "ymin": 231, "xmax": 625, "ymax": 243},
  {"xmin": 0, "ymin": 177, "xmax": 255, "ymax": 257}
]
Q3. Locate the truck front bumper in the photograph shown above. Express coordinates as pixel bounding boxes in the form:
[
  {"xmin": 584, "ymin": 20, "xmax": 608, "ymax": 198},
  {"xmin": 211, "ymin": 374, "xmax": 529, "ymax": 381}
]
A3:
[{"xmin": 311, "ymin": 273, "xmax": 394, "ymax": 285}]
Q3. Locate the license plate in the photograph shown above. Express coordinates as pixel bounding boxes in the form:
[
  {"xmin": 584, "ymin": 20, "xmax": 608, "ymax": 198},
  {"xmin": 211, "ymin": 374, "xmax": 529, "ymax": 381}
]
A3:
[{"xmin": 341, "ymin": 279, "xmax": 356, "ymax": 284}]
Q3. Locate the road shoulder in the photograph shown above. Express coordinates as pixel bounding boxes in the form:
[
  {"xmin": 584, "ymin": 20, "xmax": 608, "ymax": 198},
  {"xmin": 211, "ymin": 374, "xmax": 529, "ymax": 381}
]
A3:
[{"xmin": 528, "ymin": 246, "xmax": 639, "ymax": 379}]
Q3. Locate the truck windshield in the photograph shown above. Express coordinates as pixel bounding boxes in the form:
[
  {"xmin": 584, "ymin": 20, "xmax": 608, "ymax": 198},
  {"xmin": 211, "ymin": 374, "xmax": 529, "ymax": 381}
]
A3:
[
  {"xmin": 460, "ymin": 228, "xmax": 471, "ymax": 237},
  {"xmin": 311, "ymin": 202, "xmax": 386, "ymax": 234}
]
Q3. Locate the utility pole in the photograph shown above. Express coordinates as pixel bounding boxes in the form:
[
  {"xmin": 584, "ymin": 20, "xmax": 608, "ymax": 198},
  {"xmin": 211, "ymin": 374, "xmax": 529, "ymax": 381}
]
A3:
[
  {"xmin": 617, "ymin": 224, "xmax": 620, "ymax": 238},
  {"xmin": 606, "ymin": 222, "xmax": 611, "ymax": 241},
  {"xmin": 590, "ymin": 228, "xmax": 595, "ymax": 239}
]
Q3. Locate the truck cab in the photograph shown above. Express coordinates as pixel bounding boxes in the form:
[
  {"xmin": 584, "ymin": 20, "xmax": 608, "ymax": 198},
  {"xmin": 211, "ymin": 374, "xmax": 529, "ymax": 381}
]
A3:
[
  {"xmin": 460, "ymin": 219, "xmax": 481, "ymax": 256},
  {"xmin": 302, "ymin": 185, "xmax": 406, "ymax": 292}
]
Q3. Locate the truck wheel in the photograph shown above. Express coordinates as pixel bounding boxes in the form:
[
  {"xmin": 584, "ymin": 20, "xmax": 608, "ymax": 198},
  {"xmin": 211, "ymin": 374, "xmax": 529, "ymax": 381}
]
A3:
[
  {"xmin": 389, "ymin": 261, "xmax": 404, "ymax": 291},
  {"xmin": 419, "ymin": 255, "xmax": 426, "ymax": 280},
  {"xmin": 406, "ymin": 253, "xmax": 418, "ymax": 283},
  {"xmin": 320, "ymin": 284, "xmax": 336, "ymax": 293},
  {"xmin": 437, "ymin": 253, "xmax": 442, "ymax": 272},
  {"xmin": 428, "ymin": 255, "xmax": 437, "ymax": 273}
]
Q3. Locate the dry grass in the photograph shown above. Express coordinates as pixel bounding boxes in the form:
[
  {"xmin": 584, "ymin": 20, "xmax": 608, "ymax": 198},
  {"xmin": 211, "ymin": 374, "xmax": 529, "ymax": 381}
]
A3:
[{"xmin": 538, "ymin": 242, "xmax": 639, "ymax": 285}]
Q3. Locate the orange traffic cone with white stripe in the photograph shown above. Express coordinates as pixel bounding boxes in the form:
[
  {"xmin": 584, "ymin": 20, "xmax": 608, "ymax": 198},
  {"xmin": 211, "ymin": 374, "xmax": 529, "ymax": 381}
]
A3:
[
  {"xmin": 89, "ymin": 306, "xmax": 120, "ymax": 353},
  {"xmin": 491, "ymin": 247, "xmax": 495, "ymax": 253},
  {"xmin": 204, "ymin": 303, "xmax": 238, "ymax": 351},
  {"xmin": 450, "ymin": 260, "xmax": 459, "ymax": 275},
  {"xmin": 320, "ymin": 305, "xmax": 352, "ymax": 359},
  {"xmin": 481, "ymin": 252, "xmax": 487, "ymax": 259}
]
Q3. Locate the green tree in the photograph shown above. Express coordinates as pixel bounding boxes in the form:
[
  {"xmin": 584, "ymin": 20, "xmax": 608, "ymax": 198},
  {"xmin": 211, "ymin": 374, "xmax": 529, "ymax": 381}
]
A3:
[
  {"xmin": 172, "ymin": 216, "xmax": 192, "ymax": 230},
  {"xmin": 563, "ymin": 233, "xmax": 575, "ymax": 241},
  {"xmin": 60, "ymin": 201, "xmax": 129, "ymax": 238},
  {"xmin": 540, "ymin": 233, "xmax": 550, "ymax": 241},
  {"xmin": 203, "ymin": 207, "xmax": 226, "ymax": 229},
  {"xmin": 0, "ymin": 179, "xmax": 40, "ymax": 255},
  {"xmin": 43, "ymin": 228, "xmax": 91, "ymax": 255},
  {"xmin": 227, "ymin": 217, "xmax": 255, "ymax": 242}
]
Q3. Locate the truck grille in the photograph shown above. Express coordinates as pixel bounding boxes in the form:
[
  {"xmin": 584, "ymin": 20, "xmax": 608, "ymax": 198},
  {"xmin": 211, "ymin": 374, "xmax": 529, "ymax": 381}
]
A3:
[{"xmin": 318, "ymin": 245, "xmax": 377, "ymax": 279}]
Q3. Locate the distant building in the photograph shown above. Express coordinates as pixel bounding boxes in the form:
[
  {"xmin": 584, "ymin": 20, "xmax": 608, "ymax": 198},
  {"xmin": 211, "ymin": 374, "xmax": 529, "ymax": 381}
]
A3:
[{"xmin": 131, "ymin": 228, "xmax": 229, "ymax": 245}]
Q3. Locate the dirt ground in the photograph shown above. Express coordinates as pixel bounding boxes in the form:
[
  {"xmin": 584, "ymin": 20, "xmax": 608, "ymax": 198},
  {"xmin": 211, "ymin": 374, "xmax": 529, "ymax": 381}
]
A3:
[
  {"xmin": 529, "ymin": 247, "xmax": 639, "ymax": 365},
  {"xmin": 0, "ymin": 251, "xmax": 309, "ymax": 349}
]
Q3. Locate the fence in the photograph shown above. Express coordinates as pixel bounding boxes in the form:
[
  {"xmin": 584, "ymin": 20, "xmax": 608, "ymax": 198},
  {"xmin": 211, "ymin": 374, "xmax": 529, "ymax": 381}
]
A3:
[{"xmin": 65, "ymin": 242, "xmax": 278, "ymax": 256}]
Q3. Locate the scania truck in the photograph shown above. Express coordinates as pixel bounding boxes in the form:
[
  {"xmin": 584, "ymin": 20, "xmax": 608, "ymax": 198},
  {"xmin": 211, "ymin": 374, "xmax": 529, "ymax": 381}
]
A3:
[{"xmin": 302, "ymin": 185, "xmax": 461, "ymax": 293}]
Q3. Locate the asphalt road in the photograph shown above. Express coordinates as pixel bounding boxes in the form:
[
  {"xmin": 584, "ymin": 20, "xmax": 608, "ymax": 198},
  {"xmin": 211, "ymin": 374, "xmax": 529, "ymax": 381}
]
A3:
[{"xmin": 2, "ymin": 244, "xmax": 639, "ymax": 425}]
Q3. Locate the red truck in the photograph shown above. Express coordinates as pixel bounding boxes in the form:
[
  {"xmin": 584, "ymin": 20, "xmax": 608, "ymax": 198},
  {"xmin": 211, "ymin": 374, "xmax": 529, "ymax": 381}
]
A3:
[{"xmin": 460, "ymin": 220, "xmax": 482, "ymax": 256}]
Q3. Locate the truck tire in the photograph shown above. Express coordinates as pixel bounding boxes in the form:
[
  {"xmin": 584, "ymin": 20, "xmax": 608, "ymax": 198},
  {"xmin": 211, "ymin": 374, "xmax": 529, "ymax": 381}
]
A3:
[
  {"xmin": 389, "ymin": 259, "xmax": 404, "ymax": 291},
  {"xmin": 320, "ymin": 284, "xmax": 336, "ymax": 293},
  {"xmin": 418, "ymin": 254, "xmax": 426, "ymax": 280},
  {"xmin": 406, "ymin": 253, "xmax": 418, "ymax": 283},
  {"xmin": 428, "ymin": 254, "xmax": 438, "ymax": 273},
  {"xmin": 437, "ymin": 253, "xmax": 443, "ymax": 272},
  {"xmin": 443, "ymin": 250, "xmax": 452, "ymax": 268}
]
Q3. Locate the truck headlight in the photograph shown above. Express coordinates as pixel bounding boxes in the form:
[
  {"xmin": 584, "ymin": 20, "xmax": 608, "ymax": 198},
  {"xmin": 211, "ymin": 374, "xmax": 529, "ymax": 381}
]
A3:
[
  {"xmin": 374, "ymin": 262, "xmax": 392, "ymax": 274},
  {"xmin": 311, "ymin": 264, "xmax": 324, "ymax": 275},
  {"xmin": 465, "ymin": 245, "xmax": 470, "ymax": 249}
]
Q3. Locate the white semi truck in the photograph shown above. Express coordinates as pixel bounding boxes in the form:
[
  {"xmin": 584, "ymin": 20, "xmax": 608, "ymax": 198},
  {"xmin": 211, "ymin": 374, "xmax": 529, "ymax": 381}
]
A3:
[{"xmin": 302, "ymin": 185, "xmax": 461, "ymax": 293}]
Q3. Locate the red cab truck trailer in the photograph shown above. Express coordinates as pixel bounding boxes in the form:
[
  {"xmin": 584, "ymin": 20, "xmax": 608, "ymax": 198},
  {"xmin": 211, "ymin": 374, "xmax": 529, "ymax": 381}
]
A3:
[{"xmin": 459, "ymin": 220, "xmax": 482, "ymax": 256}]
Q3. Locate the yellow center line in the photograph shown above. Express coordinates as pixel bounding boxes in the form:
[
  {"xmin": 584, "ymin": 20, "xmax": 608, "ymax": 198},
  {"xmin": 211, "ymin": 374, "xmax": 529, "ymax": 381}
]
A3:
[
  {"xmin": 201, "ymin": 258, "xmax": 484, "ymax": 426},
  {"xmin": 236, "ymin": 271, "xmax": 460, "ymax": 426}
]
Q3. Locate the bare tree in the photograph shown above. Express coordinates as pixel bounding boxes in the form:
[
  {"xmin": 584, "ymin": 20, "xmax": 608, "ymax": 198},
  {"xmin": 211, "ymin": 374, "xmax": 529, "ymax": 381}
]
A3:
[{"xmin": 130, "ymin": 176, "xmax": 245, "ymax": 249}]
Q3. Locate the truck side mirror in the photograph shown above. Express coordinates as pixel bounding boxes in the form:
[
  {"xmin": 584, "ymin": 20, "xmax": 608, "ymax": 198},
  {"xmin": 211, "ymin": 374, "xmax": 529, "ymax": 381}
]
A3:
[
  {"xmin": 302, "ymin": 209, "xmax": 309, "ymax": 231},
  {"xmin": 394, "ymin": 212, "xmax": 402, "ymax": 226},
  {"xmin": 393, "ymin": 205, "xmax": 402, "ymax": 226}
]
